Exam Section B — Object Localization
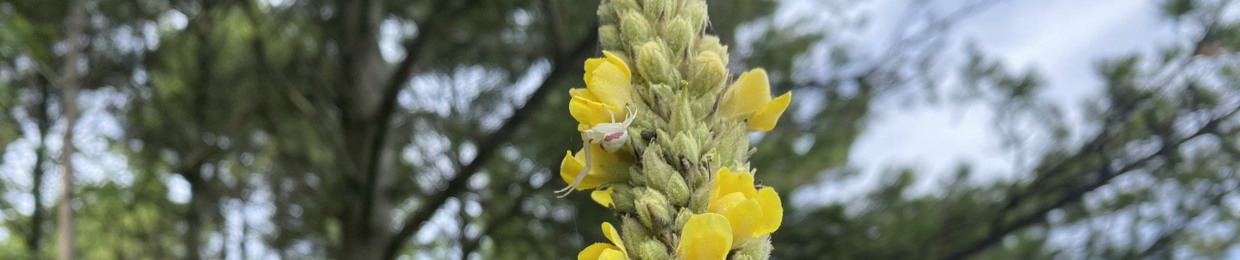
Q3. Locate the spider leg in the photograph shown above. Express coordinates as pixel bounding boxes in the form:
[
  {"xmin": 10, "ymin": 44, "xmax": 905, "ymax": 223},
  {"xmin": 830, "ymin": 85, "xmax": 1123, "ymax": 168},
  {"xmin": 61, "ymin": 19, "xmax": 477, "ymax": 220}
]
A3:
[
  {"xmin": 622, "ymin": 105, "xmax": 636, "ymax": 126},
  {"xmin": 556, "ymin": 143, "xmax": 593, "ymax": 197}
]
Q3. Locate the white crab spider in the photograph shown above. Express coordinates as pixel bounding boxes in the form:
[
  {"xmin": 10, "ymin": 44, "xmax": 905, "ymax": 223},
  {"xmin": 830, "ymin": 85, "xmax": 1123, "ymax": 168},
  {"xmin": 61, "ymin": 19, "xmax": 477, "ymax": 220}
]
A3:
[{"xmin": 556, "ymin": 105, "xmax": 636, "ymax": 197}]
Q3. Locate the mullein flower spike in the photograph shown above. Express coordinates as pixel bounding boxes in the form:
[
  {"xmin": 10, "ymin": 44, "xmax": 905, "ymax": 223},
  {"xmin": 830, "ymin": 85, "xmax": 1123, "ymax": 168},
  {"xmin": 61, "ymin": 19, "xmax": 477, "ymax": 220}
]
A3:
[{"xmin": 565, "ymin": 0, "xmax": 794, "ymax": 259}]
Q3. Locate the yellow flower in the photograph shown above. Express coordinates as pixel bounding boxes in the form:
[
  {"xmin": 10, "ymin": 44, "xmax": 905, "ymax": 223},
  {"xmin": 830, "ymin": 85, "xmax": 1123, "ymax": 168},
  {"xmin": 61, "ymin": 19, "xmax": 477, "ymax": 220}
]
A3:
[
  {"xmin": 591, "ymin": 187, "xmax": 614, "ymax": 208},
  {"xmin": 559, "ymin": 144, "xmax": 631, "ymax": 191},
  {"xmin": 570, "ymin": 51, "xmax": 634, "ymax": 131},
  {"xmin": 578, "ymin": 222, "xmax": 628, "ymax": 260},
  {"xmin": 718, "ymin": 69, "xmax": 791, "ymax": 131},
  {"xmin": 677, "ymin": 213, "xmax": 732, "ymax": 260},
  {"xmin": 708, "ymin": 167, "xmax": 783, "ymax": 246}
]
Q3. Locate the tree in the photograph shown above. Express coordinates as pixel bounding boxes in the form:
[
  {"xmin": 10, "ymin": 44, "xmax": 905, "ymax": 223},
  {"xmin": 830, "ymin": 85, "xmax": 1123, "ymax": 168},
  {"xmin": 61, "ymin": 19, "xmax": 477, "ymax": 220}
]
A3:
[{"xmin": 769, "ymin": 0, "xmax": 1240, "ymax": 259}]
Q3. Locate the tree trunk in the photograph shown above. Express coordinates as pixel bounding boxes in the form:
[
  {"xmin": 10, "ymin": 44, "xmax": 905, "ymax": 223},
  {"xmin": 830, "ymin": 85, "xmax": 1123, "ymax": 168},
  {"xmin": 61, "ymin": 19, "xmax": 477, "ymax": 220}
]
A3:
[
  {"xmin": 28, "ymin": 75, "xmax": 51, "ymax": 259},
  {"xmin": 332, "ymin": 0, "xmax": 396, "ymax": 258},
  {"xmin": 56, "ymin": 1, "xmax": 85, "ymax": 259}
]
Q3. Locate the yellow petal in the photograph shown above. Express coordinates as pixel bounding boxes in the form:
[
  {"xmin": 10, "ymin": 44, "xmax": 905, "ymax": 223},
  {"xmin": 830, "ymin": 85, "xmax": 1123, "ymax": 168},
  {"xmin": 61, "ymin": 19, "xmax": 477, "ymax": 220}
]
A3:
[
  {"xmin": 720, "ymin": 69, "xmax": 773, "ymax": 118},
  {"xmin": 678, "ymin": 213, "xmax": 733, "ymax": 260},
  {"xmin": 602, "ymin": 222, "xmax": 626, "ymax": 253},
  {"xmin": 591, "ymin": 187, "xmax": 614, "ymax": 208},
  {"xmin": 602, "ymin": 51, "xmax": 631, "ymax": 80},
  {"xmin": 569, "ymin": 88, "xmax": 600, "ymax": 101},
  {"xmin": 559, "ymin": 150, "xmax": 584, "ymax": 184},
  {"xmin": 584, "ymin": 51, "xmax": 628, "ymax": 86},
  {"xmin": 598, "ymin": 249, "xmax": 626, "ymax": 260},
  {"xmin": 710, "ymin": 167, "xmax": 757, "ymax": 203},
  {"xmin": 579, "ymin": 243, "xmax": 620, "ymax": 260},
  {"xmin": 708, "ymin": 192, "xmax": 746, "ymax": 215},
  {"xmin": 722, "ymin": 198, "xmax": 762, "ymax": 246},
  {"xmin": 558, "ymin": 146, "xmax": 625, "ymax": 190},
  {"xmin": 754, "ymin": 187, "xmax": 783, "ymax": 235},
  {"xmin": 569, "ymin": 94, "xmax": 618, "ymax": 131},
  {"xmin": 747, "ymin": 91, "xmax": 790, "ymax": 131},
  {"xmin": 585, "ymin": 51, "xmax": 633, "ymax": 111}
]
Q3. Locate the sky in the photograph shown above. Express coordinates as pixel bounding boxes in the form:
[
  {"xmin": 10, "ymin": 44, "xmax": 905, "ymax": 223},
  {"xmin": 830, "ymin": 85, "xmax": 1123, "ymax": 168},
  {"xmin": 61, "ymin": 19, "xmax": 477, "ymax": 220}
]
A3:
[
  {"xmin": 782, "ymin": 0, "xmax": 1240, "ymax": 258},
  {"xmin": 782, "ymin": 0, "xmax": 1183, "ymax": 203}
]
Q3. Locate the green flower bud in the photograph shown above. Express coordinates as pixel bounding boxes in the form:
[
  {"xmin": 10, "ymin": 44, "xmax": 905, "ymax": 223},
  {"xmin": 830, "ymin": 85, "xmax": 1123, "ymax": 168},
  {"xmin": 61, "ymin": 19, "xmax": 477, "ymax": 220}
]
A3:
[
  {"xmin": 716, "ymin": 121, "xmax": 748, "ymax": 167},
  {"xmin": 689, "ymin": 51, "xmax": 726, "ymax": 97},
  {"xmin": 641, "ymin": 0, "xmax": 668, "ymax": 22},
  {"xmin": 599, "ymin": 25, "xmax": 623, "ymax": 53},
  {"xmin": 641, "ymin": 144, "xmax": 691, "ymax": 206},
  {"xmin": 597, "ymin": 3, "xmax": 616, "ymax": 25},
  {"xmin": 688, "ymin": 180, "xmax": 711, "ymax": 212},
  {"xmin": 620, "ymin": 216, "xmax": 655, "ymax": 253},
  {"xmin": 692, "ymin": 124, "xmax": 711, "ymax": 149},
  {"xmin": 636, "ymin": 41, "xmax": 676, "ymax": 86},
  {"xmin": 697, "ymin": 35, "xmax": 728, "ymax": 65},
  {"xmin": 636, "ymin": 189, "xmax": 674, "ymax": 229},
  {"xmin": 682, "ymin": 1, "xmax": 708, "ymax": 32},
  {"xmin": 669, "ymin": 93, "xmax": 694, "ymax": 133},
  {"xmin": 673, "ymin": 132, "xmax": 700, "ymax": 164},
  {"xmin": 650, "ymin": 83, "xmax": 676, "ymax": 116},
  {"xmin": 611, "ymin": 185, "xmax": 638, "ymax": 213},
  {"xmin": 666, "ymin": 171, "xmax": 690, "ymax": 206},
  {"xmin": 641, "ymin": 144, "xmax": 672, "ymax": 184},
  {"xmin": 656, "ymin": 129, "xmax": 674, "ymax": 154},
  {"xmin": 612, "ymin": 0, "xmax": 640, "ymax": 13},
  {"xmin": 674, "ymin": 208, "xmax": 693, "ymax": 231},
  {"xmin": 629, "ymin": 166, "xmax": 647, "ymax": 187},
  {"xmin": 621, "ymin": 12, "xmax": 652, "ymax": 45},
  {"xmin": 733, "ymin": 235, "xmax": 773, "ymax": 260},
  {"xmin": 663, "ymin": 18, "xmax": 693, "ymax": 61},
  {"xmin": 635, "ymin": 238, "xmax": 671, "ymax": 260}
]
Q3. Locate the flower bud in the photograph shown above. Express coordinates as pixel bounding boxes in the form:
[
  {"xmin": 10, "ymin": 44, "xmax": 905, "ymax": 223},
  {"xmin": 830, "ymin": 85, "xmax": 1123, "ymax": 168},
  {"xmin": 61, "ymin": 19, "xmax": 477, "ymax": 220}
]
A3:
[
  {"xmin": 620, "ymin": 216, "xmax": 655, "ymax": 251},
  {"xmin": 628, "ymin": 166, "xmax": 647, "ymax": 186},
  {"xmin": 636, "ymin": 189, "xmax": 675, "ymax": 229},
  {"xmin": 621, "ymin": 11, "xmax": 652, "ymax": 45},
  {"xmin": 597, "ymin": 3, "xmax": 616, "ymax": 25},
  {"xmin": 692, "ymin": 124, "xmax": 711, "ymax": 148},
  {"xmin": 650, "ymin": 83, "xmax": 676, "ymax": 116},
  {"xmin": 689, "ymin": 51, "xmax": 726, "ymax": 97},
  {"xmin": 612, "ymin": 0, "xmax": 640, "ymax": 13},
  {"xmin": 636, "ymin": 41, "xmax": 676, "ymax": 86},
  {"xmin": 672, "ymin": 132, "xmax": 700, "ymax": 164},
  {"xmin": 642, "ymin": 144, "xmax": 691, "ymax": 206},
  {"xmin": 641, "ymin": 0, "xmax": 668, "ymax": 22},
  {"xmin": 642, "ymin": 144, "xmax": 673, "ymax": 184},
  {"xmin": 599, "ymin": 25, "xmax": 623, "ymax": 53},
  {"xmin": 669, "ymin": 93, "xmax": 694, "ymax": 133},
  {"xmin": 682, "ymin": 1, "xmax": 708, "ymax": 32},
  {"xmin": 689, "ymin": 180, "xmax": 711, "ymax": 212},
  {"xmin": 666, "ymin": 171, "xmax": 690, "ymax": 206},
  {"xmin": 663, "ymin": 18, "xmax": 694, "ymax": 60},
  {"xmin": 733, "ymin": 236, "xmax": 773, "ymax": 260},
  {"xmin": 635, "ymin": 238, "xmax": 671, "ymax": 260},
  {"xmin": 715, "ymin": 121, "xmax": 748, "ymax": 167},
  {"xmin": 611, "ymin": 185, "xmax": 638, "ymax": 213},
  {"xmin": 674, "ymin": 208, "xmax": 693, "ymax": 230},
  {"xmin": 697, "ymin": 36, "xmax": 728, "ymax": 65}
]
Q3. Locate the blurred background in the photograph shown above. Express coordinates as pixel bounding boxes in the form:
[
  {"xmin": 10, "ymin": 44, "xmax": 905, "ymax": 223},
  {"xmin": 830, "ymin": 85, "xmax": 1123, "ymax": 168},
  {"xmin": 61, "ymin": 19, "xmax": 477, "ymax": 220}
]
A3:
[{"xmin": 2, "ymin": 0, "xmax": 1240, "ymax": 259}]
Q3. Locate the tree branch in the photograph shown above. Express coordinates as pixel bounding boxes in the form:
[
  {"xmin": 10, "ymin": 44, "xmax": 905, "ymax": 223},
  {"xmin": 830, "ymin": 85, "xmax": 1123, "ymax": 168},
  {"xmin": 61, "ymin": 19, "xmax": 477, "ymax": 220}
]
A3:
[
  {"xmin": 359, "ymin": 0, "xmax": 476, "ymax": 232},
  {"xmin": 939, "ymin": 104, "xmax": 1240, "ymax": 260},
  {"xmin": 383, "ymin": 26, "xmax": 600, "ymax": 260}
]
